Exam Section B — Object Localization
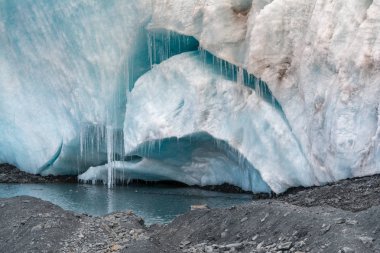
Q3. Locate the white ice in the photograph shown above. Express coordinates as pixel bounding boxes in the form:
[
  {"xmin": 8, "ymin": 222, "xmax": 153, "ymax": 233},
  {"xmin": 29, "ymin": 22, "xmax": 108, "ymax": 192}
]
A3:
[
  {"xmin": 149, "ymin": 0, "xmax": 380, "ymax": 180},
  {"xmin": 80, "ymin": 52, "xmax": 318, "ymax": 193},
  {"xmin": 0, "ymin": 0, "xmax": 151, "ymax": 174}
]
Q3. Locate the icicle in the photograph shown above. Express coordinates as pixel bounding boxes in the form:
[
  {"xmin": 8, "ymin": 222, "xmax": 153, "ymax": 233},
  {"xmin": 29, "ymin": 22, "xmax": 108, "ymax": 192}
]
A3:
[
  {"xmin": 237, "ymin": 67, "xmax": 244, "ymax": 85},
  {"xmin": 106, "ymin": 126, "xmax": 114, "ymax": 188}
]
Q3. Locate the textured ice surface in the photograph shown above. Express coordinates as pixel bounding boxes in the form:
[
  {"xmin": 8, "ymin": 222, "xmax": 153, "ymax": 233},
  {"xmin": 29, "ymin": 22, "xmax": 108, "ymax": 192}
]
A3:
[
  {"xmin": 80, "ymin": 52, "xmax": 317, "ymax": 193},
  {"xmin": 0, "ymin": 0, "xmax": 152, "ymax": 174},
  {"xmin": 1, "ymin": 0, "xmax": 380, "ymax": 192},
  {"xmin": 149, "ymin": 0, "xmax": 380, "ymax": 180}
]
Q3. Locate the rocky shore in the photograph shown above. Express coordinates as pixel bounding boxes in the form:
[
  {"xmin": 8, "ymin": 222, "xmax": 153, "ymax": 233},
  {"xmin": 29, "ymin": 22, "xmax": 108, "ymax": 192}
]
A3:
[
  {"xmin": 1, "ymin": 170, "xmax": 380, "ymax": 252},
  {"xmin": 0, "ymin": 164, "xmax": 77, "ymax": 184}
]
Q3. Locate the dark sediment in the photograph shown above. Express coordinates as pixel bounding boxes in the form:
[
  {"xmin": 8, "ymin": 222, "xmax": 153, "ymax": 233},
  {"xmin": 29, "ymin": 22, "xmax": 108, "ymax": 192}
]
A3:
[
  {"xmin": 275, "ymin": 174, "xmax": 380, "ymax": 212},
  {"xmin": 0, "ymin": 164, "xmax": 77, "ymax": 184}
]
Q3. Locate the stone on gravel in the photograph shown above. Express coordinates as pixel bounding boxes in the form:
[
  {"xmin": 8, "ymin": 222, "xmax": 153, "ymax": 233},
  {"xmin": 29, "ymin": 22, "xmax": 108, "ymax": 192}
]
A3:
[
  {"xmin": 191, "ymin": 204, "xmax": 209, "ymax": 211},
  {"xmin": 340, "ymin": 247, "xmax": 355, "ymax": 253},
  {"xmin": 358, "ymin": 236, "xmax": 374, "ymax": 246},
  {"xmin": 31, "ymin": 224, "xmax": 43, "ymax": 232},
  {"xmin": 278, "ymin": 241, "xmax": 293, "ymax": 250}
]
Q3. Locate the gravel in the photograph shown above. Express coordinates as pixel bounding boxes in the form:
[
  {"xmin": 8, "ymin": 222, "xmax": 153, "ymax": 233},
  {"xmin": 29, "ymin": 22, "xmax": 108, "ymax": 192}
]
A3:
[{"xmin": 1, "ymin": 165, "xmax": 380, "ymax": 252}]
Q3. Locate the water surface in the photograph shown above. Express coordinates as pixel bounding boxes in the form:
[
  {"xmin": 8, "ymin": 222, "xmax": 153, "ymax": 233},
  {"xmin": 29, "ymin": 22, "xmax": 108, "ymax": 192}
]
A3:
[{"xmin": 0, "ymin": 183, "xmax": 252, "ymax": 224}]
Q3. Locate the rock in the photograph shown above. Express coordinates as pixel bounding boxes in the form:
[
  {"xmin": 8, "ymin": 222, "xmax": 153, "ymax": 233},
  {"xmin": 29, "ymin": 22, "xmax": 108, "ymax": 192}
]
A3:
[
  {"xmin": 205, "ymin": 245, "xmax": 214, "ymax": 252},
  {"xmin": 340, "ymin": 247, "xmax": 355, "ymax": 253},
  {"xmin": 261, "ymin": 213, "xmax": 269, "ymax": 222},
  {"xmin": 221, "ymin": 231, "xmax": 228, "ymax": 239},
  {"xmin": 134, "ymin": 228, "xmax": 144, "ymax": 235},
  {"xmin": 181, "ymin": 240, "xmax": 191, "ymax": 246},
  {"xmin": 257, "ymin": 241, "xmax": 264, "ymax": 249},
  {"xmin": 226, "ymin": 242, "xmax": 243, "ymax": 250},
  {"xmin": 346, "ymin": 219, "xmax": 358, "ymax": 225},
  {"xmin": 111, "ymin": 244, "xmax": 122, "ymax": 251},
  {"xmin": 191, "ymin": 204, "xmax": 209, "ymax": 211},
  {"xmin": 335, "ymin": 218, "xmax": 346, "ymax": 224},
  {"xmin": 321, "ymin": 224, "xmax": 331, "ymax": 234},
  {"xmin": 252, "ymin": 235, "xmax": 258, "ymax": 241},
  {"xmin": 137, "ymin": 217, "xmax": 144, "ymax": 225},
  {"xmin": 358, "ymin": 236, "xmax": 374, "ymax": 246},
  {"xmin": 240, "ymin": 217, "xmax": 248, "ymax": 222},
  {"xmin": 278, "ymin": 242, "xmax": 293, "ymax": 250},
  {"xmin": 31, "ymin": 224, "xmax": 43, "ymax": 232},
  {"xmin": 228, "ymin": 206, "xmax": 236, "ymax": 210}
]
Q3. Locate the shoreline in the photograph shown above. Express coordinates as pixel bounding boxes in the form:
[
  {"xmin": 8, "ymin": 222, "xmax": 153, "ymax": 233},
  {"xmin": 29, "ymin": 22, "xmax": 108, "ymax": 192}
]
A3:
[
  {"xmin": 2, "ymin": 163, "xmax": 380, "ymax": 213},
  {"xmin": 0, "ymin": 164, "xmax": 380, "ymax": 252}
]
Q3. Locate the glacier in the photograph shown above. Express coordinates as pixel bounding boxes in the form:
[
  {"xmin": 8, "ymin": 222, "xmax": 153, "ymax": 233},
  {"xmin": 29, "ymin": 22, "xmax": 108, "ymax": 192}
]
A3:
[{"xmin": 1, "ymin": 0, "xmax": 380, "ymax": 193}]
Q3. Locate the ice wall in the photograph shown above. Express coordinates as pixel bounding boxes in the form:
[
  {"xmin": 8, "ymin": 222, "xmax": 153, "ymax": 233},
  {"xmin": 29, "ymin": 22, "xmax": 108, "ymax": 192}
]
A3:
[
  {"xmin": 1, "ymin": 0, "xmax": 379, "ymax": 193},
  {"xmin": 149, "ymin": 0, "xmax": 380, "ymax": 180},
  {"xmin": 0, "ymin": 0, "xmax": 152, "ymax": 174}
]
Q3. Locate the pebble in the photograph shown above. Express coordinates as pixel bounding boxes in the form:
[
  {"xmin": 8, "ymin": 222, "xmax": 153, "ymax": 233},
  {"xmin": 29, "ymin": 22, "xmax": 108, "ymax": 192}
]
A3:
[
  {"xmin": 226, "ymin": 242, "xmax": 243, "ymax": 249},
  {"xmin": 358, "ymin": 236, "xmax": 374, "ymax": 246},
  {"xmin": 335, "ymin": 218, "xmax": 346, "ymax": 224},
  {"xmin": 221, "ymin": 230, "xmax": 228, "ymax": 239},
  {"xmin": 191, "ymin": 204, "xmax": 209, "ymax": 211},
  {"xmin": 277, "ymin": 242, "xmax": 293, "ymax": 250},
  {"xmin": 181, "ymin": 240, "xmax": 191, "ymax": 246},
  {"xmin": 340, "ymin": 247, "xmax": 355, "ymax": 253},
  {"xmin": 228, "ymin": 206, "xmax": 236, "ymax": 210},
  {"xmin": 321, "ymin": 224, "xmax": 331, "ymax": 234},
  {"xmin": 256, "ymin": 241, "xmax": 264, "ymax": 249},
  {"xmin": 31, "ymin": 224, "xmax": 43, "ymax": 232},
  {"xmin": 205, "ymin": 245, "xmax": 214, "ymax": 252},
  {"xmin": 346, "ymin": 219, "xmax": 358, "ymax": 225},
  {"xmin": 240, "ymin": 217, "xmax": 248, "ymax": 223},
  {"xmin": 261, "ymin": 213, "xmax": 269, "ymax": 222},
  {"xmin": 110, "ymin": 244, "xmax": 122, "ymax": 251}
]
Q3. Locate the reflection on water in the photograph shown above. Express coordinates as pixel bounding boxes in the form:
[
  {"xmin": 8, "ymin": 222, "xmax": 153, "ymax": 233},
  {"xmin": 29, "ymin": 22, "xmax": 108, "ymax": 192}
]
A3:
[{"xmin": 0, "ymin": 183, "xmax": 252, "ymax": 224}]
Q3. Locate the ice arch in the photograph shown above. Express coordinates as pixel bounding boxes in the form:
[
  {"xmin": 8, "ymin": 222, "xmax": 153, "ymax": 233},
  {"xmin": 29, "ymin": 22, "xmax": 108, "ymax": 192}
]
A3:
[
  {"xmin": 79, "ymin": 132, "xmax": 271, "ymax": 193},
  {"xmin": 114, "ymin": 52, "xmax": 319, "ymax": 193}
]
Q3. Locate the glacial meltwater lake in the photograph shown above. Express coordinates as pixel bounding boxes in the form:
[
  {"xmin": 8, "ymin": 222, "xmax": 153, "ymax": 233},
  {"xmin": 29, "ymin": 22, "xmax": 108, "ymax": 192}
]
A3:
[{"xmin": 0, "ymin": 184, "xmax": 252, "ymax": 224}]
